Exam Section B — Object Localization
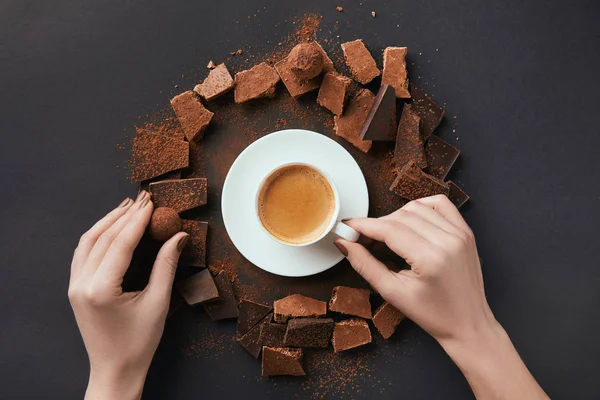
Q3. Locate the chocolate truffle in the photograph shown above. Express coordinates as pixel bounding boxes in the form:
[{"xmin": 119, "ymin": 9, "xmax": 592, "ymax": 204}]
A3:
[
  {"xmin": 288, "ymin": 43, "xmax": 324, "ymax": 80},
  {"xmin": 149, "ymin": 207, "xmax": 182, "ymax": 241},
  {"xmin": 275, "ymin": 56, "xmax": 320, "ymax": 98}
]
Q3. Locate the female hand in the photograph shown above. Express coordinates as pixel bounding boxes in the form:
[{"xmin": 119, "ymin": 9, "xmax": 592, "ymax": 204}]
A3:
[{"xmin": 68, "ymin": 191, "xmax": 189, "ymax": 400}]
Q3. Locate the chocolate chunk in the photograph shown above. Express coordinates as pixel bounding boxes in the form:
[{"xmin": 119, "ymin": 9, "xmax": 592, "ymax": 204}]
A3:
[
  {"xmin": 395, "ymin": 104, "xmax": 427, "ymax": 169},
  {"xmin": 202, "ymin": 270, "xmax": 239, "ymax": 320},
  {"xmin": 237, "ymin": 312, "xmax": 272, "ymax": 358},
  {"xmin": 382, "ymin": 47, "xmax": 410, "ymax": 98},
  {"xmin": 284, "ymin": 318, "xmax": 333, "ymax": 348},
  {"xmin": 425, "ymin": 135, "xmax": 460, "ymax": 180},
  {"xmin": 130, "ymin": 133, "xmax": 189, "ymax": 182},
  {"xmin": 288, "ymin": 43, "xmax": 324, "ymax": 80},
  {"xmin": 390, "ymin": 160, "xmax": 449, "ymax": 200},
  {"xmin": 360, "ymin": 84, "xmax": 397, "ymax": 141},
  {"xmin": 262, "ymin": 347, "xmax": 306, "ymax": 377},
  {"xmin": 148, "ymin": 207, "xmax": 182, "ymax": 241},
  {"xmin": 176, "ymin": 269, "xmax": 219, "ymax": 306},
  {"xmin": 194, "ymin": 63, "xmax": 235, "ymax": 101},
  {"xmin": 259, "ymin": 322, "xmax": 287, "ymax": 347},
  {"xmin": 180, "ymin": 220, "xmax": 208, "ymax": 267},
  {"xmin": 372, "ymin": 302, "xmax": 405, "ymax": 339},
  {"xmin": 332, "ymin": 318, "xmax": 372, "ymax": 352},
  {"xmin": 447, "ymin": 181, "xmax": 470, "ymax": 208},
  {"xmin": 317, "ymin": 72, "xmax": 352, "ymax": 116},
  {"xmin": 170, "ymin": 91, "xmax": 214, "ymax": 141},
  {"xmin": 237, "ymin": 299, "xmax": 273, "ymax": 337},
  {"xmin": 273, "ymin": 294, "xmax": 327, "ymax": 323},
  {"xmin": 334, "ymin": 89, "xmax": 375, "ymax": 153},
  {"xmin": 411, "ymin": 85, "xmax": 445, "ymax": 140},
  {"xmin": 329, "ymin": 286, "xmax": 372, "ymax": 319},
  {"xmin": 341, "ymin": 39, "xmax": 380, "ymax": 84},
  {"xmin": 313, "ymin": 42, "xmax": 336, "ymax": 73},
  {"xmin": 275, "ymin": 56, "xmax": 320, "ymax": 98},
  {"xmin": 149, "ymin": 178, "xmax": 208, "ymax": 213},
  {"xmin": 234, "ymin": 62, "xmax": 280, "ymax": 103}
]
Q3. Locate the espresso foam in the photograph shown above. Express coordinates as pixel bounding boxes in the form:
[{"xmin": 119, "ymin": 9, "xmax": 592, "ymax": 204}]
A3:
[{"xmin": 258, "ymin": 165, "xmax": 335, "ymax": 244}]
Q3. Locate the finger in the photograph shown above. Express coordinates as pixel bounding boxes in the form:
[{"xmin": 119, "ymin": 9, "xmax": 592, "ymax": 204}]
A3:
[
  {"xmin": 415, "ymin": 195, "xmax": 471, "ymax": 232},
  {"xmin": 146, "ymin": 232, "xmax": 189, "ymax": 300},
  {"xmin": 392, "ymin": 200, "xmax": 464, "ymax": 236},
  {"xmin": 71, "ymin": 197, "xmax": 134, "ymax": 281},
  {"xmin": 96, "ymin": 192, "xmax": 154, "ymax": 284}
]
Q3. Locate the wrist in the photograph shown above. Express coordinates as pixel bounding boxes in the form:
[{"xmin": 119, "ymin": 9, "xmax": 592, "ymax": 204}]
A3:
[
  {"xmin": 439, "ymin": 319, "xmax": 509, "ymax": 365},
  {"xmin": 86, "ymin": 362, "xmax": 148, "ymax": 400}
]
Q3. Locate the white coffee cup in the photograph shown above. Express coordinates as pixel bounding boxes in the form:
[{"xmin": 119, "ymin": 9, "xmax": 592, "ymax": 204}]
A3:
[{"xmin": 255, "ymin": 162, "xmax": 360, "ymax": 247}]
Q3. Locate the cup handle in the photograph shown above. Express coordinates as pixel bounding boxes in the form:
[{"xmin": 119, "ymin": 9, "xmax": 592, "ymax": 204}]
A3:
[{"xmin": 332, "ymin": 221, "xmax": 360, "ymax": 242}]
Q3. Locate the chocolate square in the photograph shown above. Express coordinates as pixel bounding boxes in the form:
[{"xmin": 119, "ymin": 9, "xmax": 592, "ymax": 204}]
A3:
[
  {"xmin": 372, "ymin": 302, "xmax": 405, "ymax": 339},
  {"xmin": 237, "ymin": 299, "xmax": 273, "ymax": 337},
  {"xmin": 390, "ymin": 160, "xmax": 449, "ymax": 200},
  {"xmin": 447, "ymin": 181, "xmax": 470, "ymax": 208},
  {"xmin": 130, "ymin": 133, "xmax": 189, "ymax": 182},
  {"xmin": 411, "ymin": 85, "xmax": 445, "ymax": 140},
  {"xmin": 334, "ymin": 89, "xmax": 375, "ymax": 153},
  {"xmin": 341, "ymin": 39, "xmax": 380, "ymax": 84},
  {"xmin": 273, "ymin": 294, "xmax": 327, "ymax": 323},
  {"xmin": 329, "ymin": 286, "xmax": 372, "ymax": 319},
  {"xmin": 332, "ymin": 319, "xmax": 372, "ymax": 352},
  {"xmin": 262, "ymin": 347, "xmax": 306, "ymax": 377},
  {"xmin": 317, "ymin": 72, "xmax": 352, "ymax": 115},
  {"xmin": 283, "ymin": 318, "xmax": 334, "ymax": 348},
  {"xmin": 382, "ymin": 47, "xmax": 410, "ymax": 98},
  {"xmin": 259, "ymin": 322, "xmax": 287, "ymax": 347},
  {"xmin": 176, "ymin": 269, "xmax": 219, "ymax": 306},
  {"xmin": 275, "ymin": 55, "xmax": 320, "ymax": 98},
  {"xmin": 395, "ymin": 104, "xmax": 427, "ymax": 169},
  {"xmin": 194, "ymin": 63, "xmax": 235, "ymax": 101},
  {"xmin": 149, "ymin": 178, "xmax": 208, "ymax": 213},
  {"xmin": 360, "ymin": 84, "xmax": 397, "ymax": 141},
  {"xmin": 237, "ymin": 312, "xmax": 272, "ymax": 359},
  {"xmin": 180, "ymin": 220, "xmax": 208, "ymax": 267},
  {"xmin": 424, "ymin": 135, "xmax": 460, "ymax": 180},
  {"xmin": 170, "ymin": 91, "xmax": 214, "ymax": 141},
  {"xmin": 234, "ymin": 62, "xmax": 280, "ymax": 103},
  {"xmin": 202, "ymin": 270, "xmax": 239, "ymax": 320}
]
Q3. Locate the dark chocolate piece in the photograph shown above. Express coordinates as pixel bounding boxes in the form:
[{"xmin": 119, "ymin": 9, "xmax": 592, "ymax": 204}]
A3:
[
  {"xmin": 176, "ymin": 269, "xmax": 219, "ymax": 306},
  {"xmin": 360, "ymin": 84, "xmax": 397, "ymax": 141},
  {"xmin": 382, "ymin": 47, "xmax": 410, "ymax": 98},
  {"xmin": 447, "ymin": 181, "xmax": 470, "ymax": 208},
  {"xmin": 425, "ymin": 135, "xmax": 460, "ymax": 180},
  {"xmin": 390, "ymin": 160, "xmax": 449, "ymax": 200},
  {"xmin": 237, "ymin": 312, "xmax": 272, "ymax": 358},
  {"xmin": 332, "ymin": 318, "xmax": 372, "ymax": 352},
  {"xmin": 259, "ymin": 322, "xmax": 287, "ymax": 347},
  {"xmin": 317, "ymin": 72, "xmax": 352, "ymax": 115},
  {"xmin": 180, "ymin": 220, "xmax": 208, "ymax": 267},
  {"xmin": 334, "ymin": 89, "xmax": 375, "ymax": 153},
  {"xmin": 201, "ymin": 270, "xmax": 238, "ymax": 320},
  {"xmin": 262, "ymin": 347, "xmax": 306, "ymax": 377},
  {"xmin": 149, "ymin": 178, "xmax": 208, "ymax": 213},
  {"xmin": 170, "ymin": 91, "xmax": 214, "ymax": 141},
  {"xmin": 130, "ymin": 133, "xmax": 189, "ymax": 182},
  {"xmin": 341, "ymin": 39, "xmax": 380, "ymax": 84},
  {"xmin": 275, "ymin": 56, "xmax": 320, "ymax": 98},
  {"xmin": 283, "ymin": 318, "xmax": 334, "ymax": 348},
  {"xmin": 372, "ymin": 302, "xmax": 405, "ymax": 339},
  {"xmin": 329, "ymin": 286, "xmax": 372, "ymax": 319},
  {"xmin": 234, "ymin": 62, "xmax": 280, "ymax": 103},
  {"xmin": 273, "ymin": 294, "xmax": 327, "ymax": 323},
  {"xmin": 395, "ymin": 104, "xmax": 427, "ymax": 169},
  {"xmin": 237, "ymin": 299, "xmax": 273, "ymax": 337},
  {"xmin": 194, "ymin": 63, "xmax": 235, "ymax": 101},
  {"xmin": 411, "ymin": 85, "xmax": 445, "ymax": 140}
]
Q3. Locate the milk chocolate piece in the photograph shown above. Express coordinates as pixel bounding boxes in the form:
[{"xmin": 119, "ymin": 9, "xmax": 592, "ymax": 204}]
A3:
[
  {"xmin": 275, "ymin": 56, "xmax": 320, "ymax": 98},
  {"xmin": 390, "ymin": 160, "xmax": 449, "ymax": 200},
  {"xmin": 130, "ymin": 133, "xmax": 189, "ymax": 182},
  {"xmin": 447, "ymin": 181, "xmax": 470, "ymax": 208},
  {"xmin": 237, "ymin": 299, "xmax": 273, "ymax": 337},
  {"xmin": 194, "ymin": 63, "xmax": 235, "ymax": 101},
  {"xmin": 332, "ymin": 319, "xmax": 372, "ymax": 352},
  {"xmin": 176, "ymin": 269, "xmax": 219, "ymax": 306},
  {"xmin": 149, "ymin": 178, "xmax": 208, "ymax": 213},
  {"xmin": 334, "ymin": 89, "xmax": 375, "ymax": 153},
  {"xmin": 329, "ymin": 286, "xmax": 372, "ymax": 319},
  {"xmin": 273, "ymin": 294, "xmax": 327, "ymax": 323},
  {"xmin": 259, "ymin": 322, "xmax": 287, "ymax": 347},
  {"xmin": 317, "ymin": 73, "xmax": 352, "ymax": 115},
  {"xmin": 382, "ymin": 47, "xmax": 410, "ymax": 98},
  {"xmin": 395, "ymin": 104, "xmax": 427, "ymax": 169},
  {"xmin": 341, "ymin": 39, "xmax": 380, "ymax": 84},
  {"xmin": 202, "ymin": 270, "xmax": 239, "ymax": 320},
  {"xmin": 170, "ymin": 91, "xmax": 214, "ymax": 141},
  {"xmin": 372, "ymin": 302, "xmax": 405, "ymax": 339},
  {"xmin": 234, "ymin": 62, "xmax": 280, "ymax": 103},
  {"xmin": 284, "ymin": 318, "xmax": 334, "ymax": 348},
  {"xmin": 411, "ymin": 85, "xmax": 445, "ymax": 140},
  {"xmin": 262, "ymin": 347, "xmax": 306, "ymax": 377},
  {"xmin": 180, "ymin": 220, "xmax": 208, "ymax": 267},
  {"xmin": 425, "ymin": 135, "xmax": 460, "ymax": 180},
  {"xmin": 237, "ymin": 312, "xmax": 272, "ymax": 358},
  {"xmin": 360, "ymin": 84, "xmax": 397, "ymax": 141}
]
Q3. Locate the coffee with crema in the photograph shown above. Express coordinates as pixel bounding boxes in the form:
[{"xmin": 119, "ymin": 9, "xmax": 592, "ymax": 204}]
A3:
[{"xmin": 258, "ymin": 165, "xmax": 336, "ymax": 244}]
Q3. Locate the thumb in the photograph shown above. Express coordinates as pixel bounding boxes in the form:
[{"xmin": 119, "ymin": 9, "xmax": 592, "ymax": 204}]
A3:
[{"xmin": 147, "ymin": 232, "xmax": 189, "ymax": 299}]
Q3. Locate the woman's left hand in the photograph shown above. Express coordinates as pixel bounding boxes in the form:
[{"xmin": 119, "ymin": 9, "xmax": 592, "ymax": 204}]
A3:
[{"xmin": 68, "ymin": 191, "xmax": 189, "ymax": 400}]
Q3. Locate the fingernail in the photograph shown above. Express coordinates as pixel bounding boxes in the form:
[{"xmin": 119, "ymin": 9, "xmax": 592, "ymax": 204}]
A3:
[
  {"xmin": 118, "ymin": 198, "xmax": 132, "ymax": 208},
  {"xmin": 177, "ymin": 234, "xmax": 189, "ymax": 252},
  {"xmin": 135, "ymin": 191, "xmax": 147, "ymax": 203},
  {"xmin": 140, "ymin": 196, "xmax": 151, "ymax": 208},
  {"xmin": 334, "ymin": 241, "xmax": 348, "ymax": 257}
]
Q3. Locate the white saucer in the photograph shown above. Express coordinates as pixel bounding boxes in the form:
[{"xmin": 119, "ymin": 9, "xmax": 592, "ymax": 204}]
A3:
[{"xmin": 221, "ymin": 129, "xmax": 369, "ymax": 277}]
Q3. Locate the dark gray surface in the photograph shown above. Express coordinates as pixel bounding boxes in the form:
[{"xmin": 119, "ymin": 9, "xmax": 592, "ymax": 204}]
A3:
[{"xmin": 1, "ymin": 0, "xmax": 600, "ymax": 399}]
